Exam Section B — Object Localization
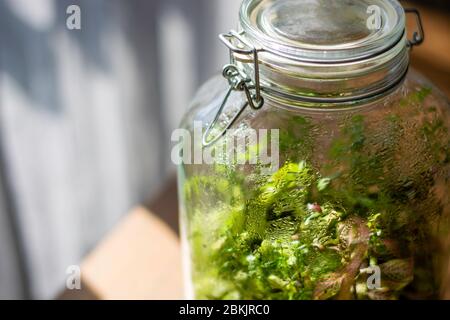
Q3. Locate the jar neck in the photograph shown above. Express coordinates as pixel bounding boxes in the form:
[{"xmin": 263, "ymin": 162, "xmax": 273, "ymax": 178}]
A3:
[{"xmin": 234, "ymin": 33, "xmax": 410, "ymax": 108}]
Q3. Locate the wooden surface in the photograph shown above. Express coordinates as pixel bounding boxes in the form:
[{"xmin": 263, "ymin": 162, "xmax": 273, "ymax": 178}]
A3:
[
  {"xmin": 405, "ymin": 1, "xmax": 450, "ymax": 97},
  {"xmin": 60, "ymin": 207, "xmax": 183, "ymax": 300}
]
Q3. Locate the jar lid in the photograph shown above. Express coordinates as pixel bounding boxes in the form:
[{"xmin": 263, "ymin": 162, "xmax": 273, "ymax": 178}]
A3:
[{"xmin": 240, "ymin": 0, "xmax": 405, "ymax": 63}]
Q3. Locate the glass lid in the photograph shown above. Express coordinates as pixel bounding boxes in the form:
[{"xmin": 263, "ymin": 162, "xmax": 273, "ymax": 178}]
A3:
[{"xmin": 240, "ymin": 0, "xmax": 406, "ymax": 62}]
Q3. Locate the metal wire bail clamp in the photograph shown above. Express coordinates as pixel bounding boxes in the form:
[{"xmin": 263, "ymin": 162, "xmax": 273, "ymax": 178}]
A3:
[
  {"xmin": 202, "ymin": 30, "xmax": 265, "ymax": 147},
  {"xmin": 405, "ymin": 8, "xmax": 425, "ymax": 48}
]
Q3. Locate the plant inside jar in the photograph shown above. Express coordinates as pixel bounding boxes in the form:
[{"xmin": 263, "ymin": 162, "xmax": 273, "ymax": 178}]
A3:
[{"xmin": 183, "ymin": 87, "xmax": 450, "ymax": 300}]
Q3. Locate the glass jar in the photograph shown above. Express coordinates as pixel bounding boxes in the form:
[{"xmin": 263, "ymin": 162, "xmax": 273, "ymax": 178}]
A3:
[{"xmin": 176, "ymin": 0, "xmax": 450, "ymax": 300}]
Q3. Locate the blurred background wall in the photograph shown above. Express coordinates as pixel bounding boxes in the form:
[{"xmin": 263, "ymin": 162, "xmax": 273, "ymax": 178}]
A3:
[
  {"xmin": 0, "ymin": 0, "xmax": 241, "ymax": 299},
  {"xmin": 0, "ymin": 0, "xmax": 448, "ymax": 300}
]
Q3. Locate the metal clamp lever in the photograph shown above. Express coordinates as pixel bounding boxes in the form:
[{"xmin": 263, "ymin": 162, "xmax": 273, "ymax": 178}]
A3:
[
  {"xmin": 405, "ymin": 8, "xmax": 425, "ymax": 48},
  {"xmin": 202, "ymin": 31, "xmax": 265, "ymax": 147}
]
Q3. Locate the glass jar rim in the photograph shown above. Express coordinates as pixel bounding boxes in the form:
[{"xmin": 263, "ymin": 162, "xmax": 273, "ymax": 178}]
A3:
[{"xmin": 239, "ymin": 0, "xmax": 406, "ymax": 64}]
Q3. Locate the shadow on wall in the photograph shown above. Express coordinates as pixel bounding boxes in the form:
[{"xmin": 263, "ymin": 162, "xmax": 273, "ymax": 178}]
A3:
[
  {"xmin": 0, "ymin": 0, "xmax": 242, "ymax": 299},
  {"xmin": 0, "ymin": 0, "xmax": 130, "ymax": 113}
]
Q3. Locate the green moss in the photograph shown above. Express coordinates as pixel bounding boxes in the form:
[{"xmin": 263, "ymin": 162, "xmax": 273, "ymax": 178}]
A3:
[{"xmin": 184, "ymin": 87, "xmax": 446, "ymax": 300}]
